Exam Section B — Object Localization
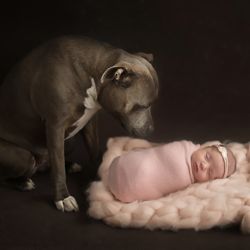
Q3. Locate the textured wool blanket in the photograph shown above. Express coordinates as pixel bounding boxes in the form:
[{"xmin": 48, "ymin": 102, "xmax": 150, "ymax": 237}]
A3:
[{"xmin": 87, "ymin": 137, "xmax": 250, "ymax": 233}]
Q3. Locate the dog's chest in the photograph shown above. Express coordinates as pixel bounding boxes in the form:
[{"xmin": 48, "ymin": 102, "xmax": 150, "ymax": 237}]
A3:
[
  {"xmin": 65, "ymin": 109, "xmax": 97, "ymax": 140},
  {"xmin": 65, "ymin": 78, "xmax": 101, "ymax": 140}
]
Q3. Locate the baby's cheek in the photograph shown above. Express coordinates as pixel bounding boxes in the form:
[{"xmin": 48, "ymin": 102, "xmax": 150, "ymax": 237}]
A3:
[{"xmin": 195, "ymin": 172, "xmax": 209, "ymax": 182}]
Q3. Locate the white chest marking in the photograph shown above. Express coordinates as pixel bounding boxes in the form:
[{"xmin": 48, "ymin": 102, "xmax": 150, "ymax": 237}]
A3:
[{"xmin": 65, "ymin": 77, "xmax": 101, "ymax": 140}]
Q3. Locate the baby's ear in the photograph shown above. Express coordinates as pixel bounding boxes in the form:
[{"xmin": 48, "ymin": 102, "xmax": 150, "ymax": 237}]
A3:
[{"xmin": 227, "ymin": 148, "xmax": 237, "ymax": 177}]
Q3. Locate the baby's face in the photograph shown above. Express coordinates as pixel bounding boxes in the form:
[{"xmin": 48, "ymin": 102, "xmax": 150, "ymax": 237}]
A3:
[{"xmin": 191, "ymin": 146, "xmax": 225, "ymax": 182}]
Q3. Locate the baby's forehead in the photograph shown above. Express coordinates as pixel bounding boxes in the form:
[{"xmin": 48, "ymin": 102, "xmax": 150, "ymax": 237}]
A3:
[
  {"xmin": 204, "ymin": 146, "xmax": 223, "ymax": 160},
  {"xmin": 207, "ymin": 146, "xmax": 225, "ymax": 161},
  {"xmin": 203, "ymin": 146, "xmax": 218, "ymax": 153},
  {"xmin": 206, "ymin": 146, "xmax": 225, "ymax": 176},
  {"xmin": 206, "ymin": 146, "xmax": 217, "ymax": 151}
]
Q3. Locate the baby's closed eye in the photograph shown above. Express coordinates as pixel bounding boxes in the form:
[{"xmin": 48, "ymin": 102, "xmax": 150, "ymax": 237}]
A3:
[{"xmin": 205, "ymin": 152, "xmax": 211, "ymax": 161}]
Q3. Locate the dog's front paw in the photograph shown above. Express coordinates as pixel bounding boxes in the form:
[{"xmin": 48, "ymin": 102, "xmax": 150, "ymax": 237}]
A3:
[{"xmin": 55, "ymin": 196, "xmax": 79, "ymax": 212}]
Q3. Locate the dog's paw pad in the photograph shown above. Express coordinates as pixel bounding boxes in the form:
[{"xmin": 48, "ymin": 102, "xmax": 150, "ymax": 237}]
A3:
[
  {"xmin": 55, "ymin": 196, "xmax": 79, "ymax": 212},
  {"xmin": 17, "ymin": 178, "xmax": 35, "ymax": 191},
  {"xmin": 68, "ymin": 163, "xmax": 82, "ymax": 173}
]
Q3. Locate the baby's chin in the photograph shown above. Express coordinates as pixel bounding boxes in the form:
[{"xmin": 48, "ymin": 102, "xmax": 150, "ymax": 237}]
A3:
[
  {"xmin": 193, "ymin": 175, "xmax": 200, "ymax": 182},
  {"xmin": 193, "ymin": 174, "xmax": 208, "ymax": 183}
]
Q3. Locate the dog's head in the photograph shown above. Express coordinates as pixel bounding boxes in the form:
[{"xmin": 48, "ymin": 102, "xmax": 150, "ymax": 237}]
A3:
[{"xmin": 98, "ymin": 52, "xmax": 159, "ymax": 138}]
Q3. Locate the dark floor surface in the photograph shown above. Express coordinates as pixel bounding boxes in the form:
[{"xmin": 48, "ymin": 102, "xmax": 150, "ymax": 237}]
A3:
[{"xmin": 1, "ymin": 171, "xmax": 250, "ymax": 250}]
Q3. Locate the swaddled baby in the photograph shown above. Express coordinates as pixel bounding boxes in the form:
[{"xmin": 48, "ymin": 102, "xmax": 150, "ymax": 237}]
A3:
[{"xmin": 107, "ymin": 140, "xmax": 236, "ymax": 203}]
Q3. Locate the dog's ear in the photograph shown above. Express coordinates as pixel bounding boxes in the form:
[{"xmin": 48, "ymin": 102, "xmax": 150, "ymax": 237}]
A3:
[
  {"xmin": 135, "ymin": 52, "xmax": 154, "ymax": 63},
  {"xmin": 101, "ymin": 65, "xmax": 133, "ymax": 88}
]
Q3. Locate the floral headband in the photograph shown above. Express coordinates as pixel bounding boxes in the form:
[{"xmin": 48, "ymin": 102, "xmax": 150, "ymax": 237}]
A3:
[{"xmin": 212, "ymin": 144, "xmax": 229, "ymax": 178}]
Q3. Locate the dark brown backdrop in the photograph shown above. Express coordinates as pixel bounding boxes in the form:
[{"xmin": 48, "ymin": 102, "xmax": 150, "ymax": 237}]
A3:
[{"xmin": 0, "ymin": 1, "xmax": 250, "ymax": 249}]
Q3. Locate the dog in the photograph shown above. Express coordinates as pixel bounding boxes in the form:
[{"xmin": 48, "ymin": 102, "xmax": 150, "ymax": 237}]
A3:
[{"xmin": 0, "ymin": 36, "xmax": 159, "ymax": 212}]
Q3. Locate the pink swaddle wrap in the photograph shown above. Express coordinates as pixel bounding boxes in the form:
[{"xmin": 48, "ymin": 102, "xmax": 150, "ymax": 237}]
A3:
[{"xmin": 107, "ymin": 140, "xmax": 200, "ymax": 202}]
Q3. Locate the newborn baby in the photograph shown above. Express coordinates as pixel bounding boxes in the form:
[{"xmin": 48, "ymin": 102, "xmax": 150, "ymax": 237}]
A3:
[{"xmin": 107, "ymin": 140, "xmax": 236, "ymax": 203}]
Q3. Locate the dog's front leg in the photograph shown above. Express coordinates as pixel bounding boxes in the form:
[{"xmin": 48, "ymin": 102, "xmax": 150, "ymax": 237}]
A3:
[
  {"xmin": 82, "ymin": 115, "xmax": 100, "ymax": 162},
  {"xmin": 46, "ymin": 123, "xmax": 79, "ymax": 212}
]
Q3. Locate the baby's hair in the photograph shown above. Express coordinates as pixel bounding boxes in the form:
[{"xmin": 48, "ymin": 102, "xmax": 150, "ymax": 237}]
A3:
[{"xmin": 225, "ymin": 147, "xmax": 237, "ymax": 176}]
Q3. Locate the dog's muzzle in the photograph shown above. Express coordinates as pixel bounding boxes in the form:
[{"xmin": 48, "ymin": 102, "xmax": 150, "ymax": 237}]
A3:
[
  {"xmin": 121, "ymin": 111, "xmax": 155, "ymax": 138},
  {"xmin": 129, "ymin": 123, "xmax": 154, "ymax": 138}
]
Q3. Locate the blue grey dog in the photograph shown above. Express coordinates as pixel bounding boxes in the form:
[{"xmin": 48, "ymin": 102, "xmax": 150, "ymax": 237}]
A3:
[{"xmin": 0, "ymin": 36, "xmax": 159, "ymax": 211}]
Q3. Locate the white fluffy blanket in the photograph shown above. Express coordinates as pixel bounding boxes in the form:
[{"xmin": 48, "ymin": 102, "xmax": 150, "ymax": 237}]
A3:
[{"xmin": 87, "ymin": 137, "xmax": 250, "ymax": 233}]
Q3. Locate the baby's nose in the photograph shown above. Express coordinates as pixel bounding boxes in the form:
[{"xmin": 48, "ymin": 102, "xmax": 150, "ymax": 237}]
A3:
[{"xmin": 200, "ymin": 162, "xmax": 208, "ymax": 171}]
